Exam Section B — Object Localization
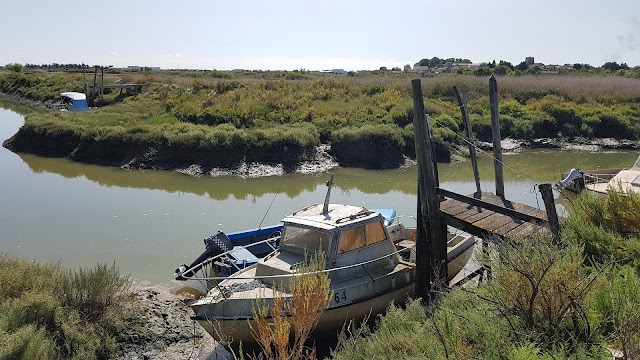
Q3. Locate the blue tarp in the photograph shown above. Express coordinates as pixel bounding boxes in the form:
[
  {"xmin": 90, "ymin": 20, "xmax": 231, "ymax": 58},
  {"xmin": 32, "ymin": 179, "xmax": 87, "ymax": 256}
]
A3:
[{"xmin": 69, "ymin": 99, "xmax": 88, "ymax": 112}]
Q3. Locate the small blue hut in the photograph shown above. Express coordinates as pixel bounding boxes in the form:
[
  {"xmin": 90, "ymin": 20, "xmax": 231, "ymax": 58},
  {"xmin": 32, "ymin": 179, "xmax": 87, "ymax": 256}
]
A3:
[{"xmin": 60, "ymin": 92, "xmax": 88, "ymax": 112}]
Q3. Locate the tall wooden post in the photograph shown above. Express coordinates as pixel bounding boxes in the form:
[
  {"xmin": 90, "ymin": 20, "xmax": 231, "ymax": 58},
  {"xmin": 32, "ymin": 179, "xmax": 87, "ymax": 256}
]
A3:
[
  {"xmin": 489, "ymin": 75, "xmax": 505, "ymax": 198},
  {"xmin": 453, "ymin": 85, "xmax": 481, "ymax": 195},
  {"xmin": 538, "ymin": 183, "xmax": 561, "ymax": 244},
  {"xmin": 92, "ymin": 66, "xmax": 98, "ymax": 107},
  {"xmin": 412, "ymin": 79, "xmax": 448, "ymax": 301},
  {"xmin": 82, "ymin": 72, "xmax": 87, "ymax": 96},
  {"xmin": 100, "ymin": 66, "xmax": 105, "ymax": 107}
]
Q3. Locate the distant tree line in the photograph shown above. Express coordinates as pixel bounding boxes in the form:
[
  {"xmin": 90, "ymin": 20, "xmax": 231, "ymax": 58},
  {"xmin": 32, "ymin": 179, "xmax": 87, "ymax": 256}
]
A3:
[{"xmin": 415, "ymin": 57, "xmax": 472, "ymax": 67}]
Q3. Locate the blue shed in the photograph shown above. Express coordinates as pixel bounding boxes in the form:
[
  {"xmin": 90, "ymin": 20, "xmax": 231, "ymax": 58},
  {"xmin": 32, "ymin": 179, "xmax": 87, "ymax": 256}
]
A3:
[{"xmin": 60, "ymin": 92, "xmax": 88, "ymax": 112}]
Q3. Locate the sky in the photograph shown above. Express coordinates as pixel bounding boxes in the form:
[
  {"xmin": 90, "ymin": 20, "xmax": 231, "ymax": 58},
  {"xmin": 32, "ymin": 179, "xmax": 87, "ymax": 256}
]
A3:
[{"xmin": 1, "ymin": 0, "xmax": 639, "ymax": 71}]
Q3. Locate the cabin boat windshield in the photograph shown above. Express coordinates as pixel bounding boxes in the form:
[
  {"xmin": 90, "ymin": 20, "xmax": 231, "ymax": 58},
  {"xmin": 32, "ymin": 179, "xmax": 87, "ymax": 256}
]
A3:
[{"xmin": 280, "ymin": 224, "xmax": 333, "ymax": 255}]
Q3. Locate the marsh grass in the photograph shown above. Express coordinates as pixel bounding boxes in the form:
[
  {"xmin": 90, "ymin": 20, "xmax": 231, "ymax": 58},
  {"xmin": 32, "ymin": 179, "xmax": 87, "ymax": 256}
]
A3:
[
  {"xmin": 590, "ymin": 266, "xmax": 640, "ymax": 359},
  {"xmin": 3, "ymin": 70, "xmax": 638, "ymax": 167},
  {"xmin": 330, "ymin": 234, "xmax": 611, "ymax": 360},
  {"xmin": 0, "ymin": 255, "xmax": 132, "ymax": 359},
  {"xmin": 565, "ymin": 186, "xmax": 640, "ymax": 268}
]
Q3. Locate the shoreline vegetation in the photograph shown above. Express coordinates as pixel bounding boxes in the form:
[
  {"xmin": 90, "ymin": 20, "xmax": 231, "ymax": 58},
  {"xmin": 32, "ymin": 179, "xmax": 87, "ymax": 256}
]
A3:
[{"xmin": 1, "ymin": 69, "xmax": 639, "ymax": 177}]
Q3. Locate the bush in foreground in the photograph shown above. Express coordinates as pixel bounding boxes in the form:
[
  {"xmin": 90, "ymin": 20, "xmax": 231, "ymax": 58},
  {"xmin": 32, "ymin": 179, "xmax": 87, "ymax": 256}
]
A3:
[{"xmin": 0, "ymin": 256, "xmax": 132, "ymax": 359}]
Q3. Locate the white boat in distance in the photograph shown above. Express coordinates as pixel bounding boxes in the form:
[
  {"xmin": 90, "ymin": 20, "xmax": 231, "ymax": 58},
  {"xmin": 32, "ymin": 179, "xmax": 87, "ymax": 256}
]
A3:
[
  {"xmin": 182, "ymin": 179, "xmax": 476, "ymax": 347},
  {"xmin": 557, "ymin": 154, "xmax": 640, "ymax": 196}
]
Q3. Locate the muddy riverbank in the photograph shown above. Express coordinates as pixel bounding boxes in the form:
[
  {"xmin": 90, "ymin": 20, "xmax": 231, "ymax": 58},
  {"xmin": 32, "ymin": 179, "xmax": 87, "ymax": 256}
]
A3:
[
  {"xmin": 5, "ymin": 125, "xmax": 638, "ymax": 178},
  {"xmin": 117, "ymin": 285, "xmax": 233, "ymax": 360},
  {"xmin": 2, "ymin": 95, "xmax": 638, "ymax": 178}
]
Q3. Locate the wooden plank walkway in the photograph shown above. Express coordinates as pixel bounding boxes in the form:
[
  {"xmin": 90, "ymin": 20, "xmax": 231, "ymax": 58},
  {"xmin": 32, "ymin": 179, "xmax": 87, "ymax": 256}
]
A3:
[
  {"xmin": 86, "ymin": 83, "xmax": 145, "ymax": 92},
  {"xmin": 439, "ymin": 191, "xmax": 550, "ymax": 240}
]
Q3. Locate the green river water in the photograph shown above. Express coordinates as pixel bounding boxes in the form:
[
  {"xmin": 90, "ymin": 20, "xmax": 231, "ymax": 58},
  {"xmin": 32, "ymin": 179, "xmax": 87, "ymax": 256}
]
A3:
[{"xmin": 1, "ymin": 107, "xmax": 638, "ymax": 285}]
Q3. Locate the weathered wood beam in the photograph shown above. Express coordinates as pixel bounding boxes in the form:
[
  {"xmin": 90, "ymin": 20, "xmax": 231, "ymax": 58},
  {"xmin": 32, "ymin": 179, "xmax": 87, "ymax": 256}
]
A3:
[
  {"xmin": 437, "ymin": 188, "xmax": 548, "ymax": 225},
  {"xmin": 489, "ymin": 75, "xmax": 505, "ymax": 198}
]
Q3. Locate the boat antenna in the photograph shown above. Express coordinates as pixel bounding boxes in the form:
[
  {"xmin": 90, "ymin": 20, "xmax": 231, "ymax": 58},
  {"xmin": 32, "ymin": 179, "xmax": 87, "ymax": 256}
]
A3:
[
  {"xmin": 258, "ymin": 178, "xmax": 285, "ymax": 229},
  {"xmin": 322, "ymin": 175, "xmax": 334, "ymax": 215}
]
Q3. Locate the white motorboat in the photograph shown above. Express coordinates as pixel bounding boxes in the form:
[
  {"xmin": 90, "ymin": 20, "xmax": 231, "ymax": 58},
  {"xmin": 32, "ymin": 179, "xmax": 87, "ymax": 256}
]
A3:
[
  {"xmin": 182, "ymin": 180, "xmax": 476, "ymax": 348},
  {"xmin": 557, "ymin": 155, "xmax": 640, "ymax": 196}
]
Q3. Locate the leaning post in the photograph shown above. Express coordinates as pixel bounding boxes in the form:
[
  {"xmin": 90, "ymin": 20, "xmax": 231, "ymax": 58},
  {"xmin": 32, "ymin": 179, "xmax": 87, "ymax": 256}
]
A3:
[
  {"xmin": 411, "ymin": 79, "xmax": 448, "ymax": 301},
  {"xmin": 453, "ymin": 85, "xmax": 481, "ymax": 195},
  {"xmin": 489, "ymin": 75, "xmax": 505, "ymax": 198}
]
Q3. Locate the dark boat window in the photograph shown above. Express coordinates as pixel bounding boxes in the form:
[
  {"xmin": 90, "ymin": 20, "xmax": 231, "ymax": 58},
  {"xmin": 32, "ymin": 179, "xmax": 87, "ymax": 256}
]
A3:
[{"xmin": 281, "ymin": 224, "xmax": 332, "ymax": 255}]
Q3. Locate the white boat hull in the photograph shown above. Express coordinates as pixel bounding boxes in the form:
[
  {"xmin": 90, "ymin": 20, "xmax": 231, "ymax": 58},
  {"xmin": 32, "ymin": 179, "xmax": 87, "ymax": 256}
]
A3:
[{"xmin": 195, "ymin": 282, "xmax": 415, "ymax": 347}]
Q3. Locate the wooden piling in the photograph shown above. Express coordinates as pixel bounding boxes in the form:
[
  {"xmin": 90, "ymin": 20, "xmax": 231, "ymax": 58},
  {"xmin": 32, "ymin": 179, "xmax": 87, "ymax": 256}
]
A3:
[
  {"xmin": 100, "ymin": 66, "xmax": 105, "ymax": 107},
  {"xmin": 453, "ymin": 85, "xmax": 481, "ymax": 195},
  {"xmin": 538, "ymin": 184, "xmax": 561, "ymax": 244},
  {"xmin": 411, "ymin": 79, "xmax": 448, "ymax": 300},
  {"xmin": 489, "ymin": 75, "xmax": 505, "ymax": 198},
  {"xmin": 91, "ymin": 66, "xmax": 98, "ymax": 107},
  {"xmin": 82, "ymin": 72, "xmax": 87, "ymax": 96}
]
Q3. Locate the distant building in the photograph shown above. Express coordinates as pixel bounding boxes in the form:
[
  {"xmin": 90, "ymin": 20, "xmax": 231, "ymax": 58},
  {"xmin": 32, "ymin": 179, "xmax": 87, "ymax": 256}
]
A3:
[
  {"xmin": 525, "ymin": 57, "xmax": 535, "ymax": 65},
  {"xmin": 320, "ymin": 69, "xmax": 348, "ymax": 74},
  {"xmin": 410, "ymin": 65, "xmax": 430, "ymax": 73},
  {"xmin": 127, "ymin": 66, "xmax": 141, "ymax": 71}
]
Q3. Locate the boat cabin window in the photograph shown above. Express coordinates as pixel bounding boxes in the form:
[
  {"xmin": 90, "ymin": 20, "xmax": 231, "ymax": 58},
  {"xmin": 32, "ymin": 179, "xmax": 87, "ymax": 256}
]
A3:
[
  {"xmin": 339, "ymin": 220, "xmax": 388, "ymax": 254},
  {"xmin": 339, "ymin": 227, "xmax": 366, "ymax": 254},
  {"xmin": 281, "ymin": 224, "xmax": 332, "ymax": 255}
]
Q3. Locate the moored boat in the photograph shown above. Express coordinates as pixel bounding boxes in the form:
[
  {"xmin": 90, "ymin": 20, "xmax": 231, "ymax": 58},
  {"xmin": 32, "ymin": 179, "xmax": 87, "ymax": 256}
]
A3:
[
  {"xmin": 179, "ymin": 179, "xmax": 476, "ymax": 348},
  {"xmin": 557, "ymin": 155, "xmax": 640, "ymax": 196}
]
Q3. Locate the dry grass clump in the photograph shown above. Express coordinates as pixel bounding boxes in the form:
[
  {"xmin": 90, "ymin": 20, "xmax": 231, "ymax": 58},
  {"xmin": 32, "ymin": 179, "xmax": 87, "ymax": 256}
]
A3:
[{"xmin": 250, "ymin": 252, "xmax": 331, "ymax": 360}]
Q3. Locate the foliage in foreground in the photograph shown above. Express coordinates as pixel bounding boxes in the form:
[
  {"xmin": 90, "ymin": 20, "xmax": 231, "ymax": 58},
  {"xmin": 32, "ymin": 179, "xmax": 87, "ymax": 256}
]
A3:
[
  {"xmin": 0, "ymin": 256, "xmax": 132, "ymax": 360},
  {"xmin": 332, "ymin": 188, "xmax": 640, "ymax": 359},
  {"xmin": 332, "ymin": 235, "xmax": 611, "ymax": 359},
  {"xmin": 564, "ymin": 185, "xmax": 640, "ymax": 269},
  {"xmin": 249, "ymin": 252, "xmax": 332, "ymax": 360}
]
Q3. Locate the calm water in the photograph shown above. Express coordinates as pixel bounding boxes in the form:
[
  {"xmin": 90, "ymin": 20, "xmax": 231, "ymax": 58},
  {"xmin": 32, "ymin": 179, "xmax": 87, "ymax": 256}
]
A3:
[{"xmin": 1, "ymin": 107, "xmax": 637, "ymax": 285}]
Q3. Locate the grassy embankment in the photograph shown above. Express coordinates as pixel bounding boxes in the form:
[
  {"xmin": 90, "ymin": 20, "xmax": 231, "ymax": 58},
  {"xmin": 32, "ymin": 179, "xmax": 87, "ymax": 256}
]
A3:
[
  {"xmin": 0, "ymin": 258, "xmax": 132, "ymax": 359},
  {"xmin": 1, "ymin": 69, "xmax": 639, "ymax": 170},
  {"xmin": 331, "ymin": 189, "xmax": 640, "ymax": 360}
]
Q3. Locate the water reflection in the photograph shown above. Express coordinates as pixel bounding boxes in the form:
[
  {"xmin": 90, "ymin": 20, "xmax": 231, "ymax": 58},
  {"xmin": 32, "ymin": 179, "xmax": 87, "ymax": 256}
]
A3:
[{"xmin": 19, "ymin": 149, "xmax": 640, "ymax": 198}]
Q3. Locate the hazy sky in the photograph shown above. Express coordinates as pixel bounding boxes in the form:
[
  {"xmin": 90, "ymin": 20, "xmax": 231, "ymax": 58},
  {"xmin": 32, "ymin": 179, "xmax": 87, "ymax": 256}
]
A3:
[{"xmin": 1, "ymin": 0, "xmax": 638, "ymax": 70}]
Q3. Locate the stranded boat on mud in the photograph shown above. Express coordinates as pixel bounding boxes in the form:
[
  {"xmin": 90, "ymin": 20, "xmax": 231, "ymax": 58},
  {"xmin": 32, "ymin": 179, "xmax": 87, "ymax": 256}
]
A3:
[{"xmin": 176, "ymin": 178, "xmax": 476, "ymax": 347}]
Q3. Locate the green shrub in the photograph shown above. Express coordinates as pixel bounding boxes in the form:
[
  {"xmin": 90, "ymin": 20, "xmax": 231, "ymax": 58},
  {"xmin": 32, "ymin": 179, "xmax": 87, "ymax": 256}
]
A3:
[
  {"xmin": 590, "ymin": 266, "xmax": 640, "ymax": 358},
  {"xmin": 0, "ymin": 256, "xmax": 132, "ymax": 359}
]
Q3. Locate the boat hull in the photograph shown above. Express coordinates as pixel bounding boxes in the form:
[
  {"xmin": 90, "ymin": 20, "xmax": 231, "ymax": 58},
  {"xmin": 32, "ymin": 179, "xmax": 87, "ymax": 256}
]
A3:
[{"xmin": 194, "ymin": 282, "xmax": 415, "ymax": 347}]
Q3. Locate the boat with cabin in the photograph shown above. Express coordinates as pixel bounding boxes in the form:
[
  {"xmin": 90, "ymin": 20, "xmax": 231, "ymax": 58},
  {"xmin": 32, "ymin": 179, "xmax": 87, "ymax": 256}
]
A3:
[{"xmin": 177, "ymin": 178, "xmax": 476, "ymax": 348}]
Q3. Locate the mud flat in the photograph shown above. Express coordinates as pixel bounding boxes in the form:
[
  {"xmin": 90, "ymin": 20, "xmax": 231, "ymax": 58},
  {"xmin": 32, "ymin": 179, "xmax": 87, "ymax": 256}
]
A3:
[{"xmin": 116, "ymin": 285, "xmax": 233, "ymax": 360}]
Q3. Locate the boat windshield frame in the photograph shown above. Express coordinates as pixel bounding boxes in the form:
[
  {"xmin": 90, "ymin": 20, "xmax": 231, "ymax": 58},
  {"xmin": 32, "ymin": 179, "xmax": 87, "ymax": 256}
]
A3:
[{"xmin": 279, "ymin": 222, "xmax": 334, "ymax": 256}]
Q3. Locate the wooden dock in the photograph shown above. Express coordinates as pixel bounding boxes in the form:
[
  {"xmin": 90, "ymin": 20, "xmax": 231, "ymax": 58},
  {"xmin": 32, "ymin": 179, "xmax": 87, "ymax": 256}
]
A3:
[
  {"xmin": 439, "ymin": 190, "xmax": 552, "ymax": 240},
  {"xmin": 410, "ymin": 77, "xmax": 562, "ymax": 298},
  {"xmin": 86, "ymin": 83, "xmax": 145, "ymax": 93}
]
